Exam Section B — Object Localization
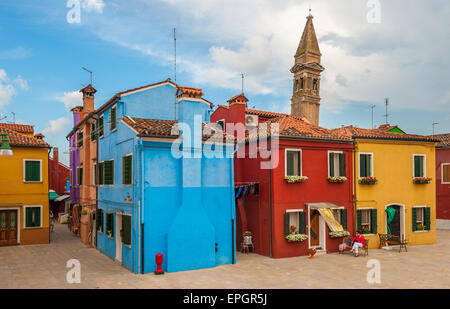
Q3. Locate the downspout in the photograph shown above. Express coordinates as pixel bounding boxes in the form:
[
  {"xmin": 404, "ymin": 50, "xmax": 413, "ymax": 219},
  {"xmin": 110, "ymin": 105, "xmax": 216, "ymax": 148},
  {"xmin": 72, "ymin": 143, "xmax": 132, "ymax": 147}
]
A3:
[
  {"xmin": 231, "ymin": 142, "xmax": 239, "ymax": 264},
  {"xmin": 139, "ymin": 137, "xmax": 145, "ymax": 274},
  {"xmin": 48, "ymin": 146, "xmax": 52, "ymax": 244},
  {"xmin": 268, "ymin": 136, "xmax": 273, "ymax": 258},
  {"xmin": 353, "ymin": 141, "xmax": 357, "ymax": 235}
]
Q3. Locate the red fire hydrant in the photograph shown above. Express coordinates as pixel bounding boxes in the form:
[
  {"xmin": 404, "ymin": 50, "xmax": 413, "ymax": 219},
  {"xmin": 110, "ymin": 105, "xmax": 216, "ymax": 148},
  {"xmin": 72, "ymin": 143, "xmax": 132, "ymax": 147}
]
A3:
[{"xmin": 154, "ymin": 253, "xmax": 164, "ymax": 275}]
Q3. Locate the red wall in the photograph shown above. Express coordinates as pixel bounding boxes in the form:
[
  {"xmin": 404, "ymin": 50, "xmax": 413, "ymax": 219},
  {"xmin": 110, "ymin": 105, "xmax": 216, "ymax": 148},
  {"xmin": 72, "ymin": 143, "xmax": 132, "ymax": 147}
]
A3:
[
  {"xmin": 49, "ymin": 148, "xmax": 70, "ymax": 195},
  {"xmin": 436, "ymin": 148, "xmax": 450, "ymax": 220}
]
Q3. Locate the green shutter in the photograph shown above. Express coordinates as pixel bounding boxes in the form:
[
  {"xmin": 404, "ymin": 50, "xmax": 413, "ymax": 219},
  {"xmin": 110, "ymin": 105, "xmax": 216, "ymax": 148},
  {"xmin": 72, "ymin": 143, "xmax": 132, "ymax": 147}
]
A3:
[
  {"xmin": 99, "ymin": 163, "xmax": 104, "ymax": 185},
  {"xmin": 104, "ymin": 161, "xmax": 114, "ymax": 185},
  {"xmin": 329, "ymin": 153, "xmax": 335, "ymax": 177},
  {"xmin": 360, "ymin": 154, "xmax": 367, "ymax": 177},
  {"xmin": 357, "ymin": 209, "xmax": 362, "ymax": 232},
  {"xmin": 91, "ymin": 123, "xmax": 96, "ymax": 141},
  {"xmin": 299, "ymin": 212, "xmax": 306, "ymax": 234},
  {"xmin": 35, "ymin": 207, "xmax": 40, "ymax": 227},
  {"xmin": 78, "ymin": 167, "xmax": 83, "ymax": 185},
  {"xmin": 424, "ymin": 207, "xmax": 431, "ymax": 231},
  {"xmin": 78, "ymin": 132, "xmax": 83, "ymax": 147},
  {"xmin": 99, "ymin": 117, "xmax": 104, "ymax": 137},
  {"xmin": 26, "ymin": 208, "xmax": 32, "ymax": 227},
  {"xmin": 25, "ymin": 161, "xmax": 40, "ymax": 182},
  {"xmin": 96, "ymin": 209, "xmax": 101, "ymax": 231},
  {"xmin": 297, "ymin": 151, "xmax": 302, "ymax": 176},
  {"xmin": 366, "ymin": 155, "xmax": 372, "ymax": 177},
  {"xmin": 370, "ymin": 209, "xmax": 377, "ymax": 234},
  {"xmin": 341, "ymin": 209, "xmax": 347, "ymax": 230},
  {"xmin": 110, "ymin": 107, "xmax": 117, "ymax": 131},
  {"xmin": 414, "ymin": 156, "xmax": 420, "ymax": 177},
  {"xmin": 284, "ymin": 213, "xmax": 290, "ymax": 236},
  {"xmin": 412, "ymin": 208, "xmax": 417, "ymax": 231},
  {"xmin": 122, "ymin": 216, "xmax": 131, "ymax": 245},
  {"xmin": 286, "ymin": 151, "xmax": 294, "ymax": 176},
  {"xmin": 123, "ymin": 156, "xmax": 132, "ymax": 185},
  {"xmin": 339, "ymin": 153, "xmax": 346, "ymax": 177}
]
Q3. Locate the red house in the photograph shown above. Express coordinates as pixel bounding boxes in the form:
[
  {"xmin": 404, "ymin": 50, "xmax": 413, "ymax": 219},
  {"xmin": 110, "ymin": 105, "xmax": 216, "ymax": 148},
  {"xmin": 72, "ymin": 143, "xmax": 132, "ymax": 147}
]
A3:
[
  {"xmin": 434, "ymin": 134, "xmax": 450, "ymax": 229},
  {"xmin": 49, "ymin": 147, "xmax": 70, "ymax": 217}
]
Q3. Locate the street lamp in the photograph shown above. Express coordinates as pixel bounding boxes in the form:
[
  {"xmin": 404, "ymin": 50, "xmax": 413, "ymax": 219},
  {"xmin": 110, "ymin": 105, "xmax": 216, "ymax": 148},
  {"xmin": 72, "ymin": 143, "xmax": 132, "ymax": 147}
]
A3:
[{"xmin": 0, "ymin": 132, "xmax": 13, "ymax": 156}]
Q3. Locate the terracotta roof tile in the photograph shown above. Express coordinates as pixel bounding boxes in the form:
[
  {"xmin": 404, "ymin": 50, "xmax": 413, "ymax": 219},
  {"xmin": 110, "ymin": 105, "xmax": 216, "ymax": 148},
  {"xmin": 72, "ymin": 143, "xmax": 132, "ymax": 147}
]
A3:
[
  {"xmin": 177, "ymin": 86, "xmax": 204, "ymax": 98},
  {"xmin": 432, "ymin": 133, "xmax": 450, "ymax": 147},
  {"xmin": 122, "ymin": 117, "xmax": 235, "ymax": 143},
  {"xmin": 332, "ymin": 126, "xmax": 438, "ymax": 143},
  {"xmin": 0, "ymin": 127, "xmax": 49, "ymax": 148},
  {"xmin": 0, "ymin": 123, "xmax": 34, "ymax": 134},
  {"xmin": 215, "ymin": 106, "xmax": 311, "ymax": 123},
  {"xmin": 246, "ymin": 116, "xmax": 351, "ymax": 142}
]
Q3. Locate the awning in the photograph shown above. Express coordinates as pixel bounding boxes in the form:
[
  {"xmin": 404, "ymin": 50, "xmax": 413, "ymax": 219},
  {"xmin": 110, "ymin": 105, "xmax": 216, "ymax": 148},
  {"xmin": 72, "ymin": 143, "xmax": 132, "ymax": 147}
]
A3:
[
  {"xmin": 317, "ymin": 208, "xmax": 345, "ymax": 232},
  {"xmin": 49, "ymin": 190, "xmax": 61, "ymax": 201},
  {"xmin": 307, "ymin": 202, "xmax": 339, "ymax": 209},
  {"xmin": 55, "ymin": 195, "xmax": 70, "ymax": 202}
]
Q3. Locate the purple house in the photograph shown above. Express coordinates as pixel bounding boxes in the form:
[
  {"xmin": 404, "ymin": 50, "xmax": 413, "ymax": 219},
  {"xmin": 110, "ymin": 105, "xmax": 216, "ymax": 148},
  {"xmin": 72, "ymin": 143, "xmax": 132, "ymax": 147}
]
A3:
[{"xmin": 69, "ymin": 107, "xmax": 81, "ymax": 207}]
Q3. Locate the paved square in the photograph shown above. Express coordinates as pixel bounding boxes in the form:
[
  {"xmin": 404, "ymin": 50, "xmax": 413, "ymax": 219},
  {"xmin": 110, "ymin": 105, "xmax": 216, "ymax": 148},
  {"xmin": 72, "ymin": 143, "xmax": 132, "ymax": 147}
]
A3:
[{"xmin": 0, "ymin": 223, "xmax": 449, "ymax": 289}]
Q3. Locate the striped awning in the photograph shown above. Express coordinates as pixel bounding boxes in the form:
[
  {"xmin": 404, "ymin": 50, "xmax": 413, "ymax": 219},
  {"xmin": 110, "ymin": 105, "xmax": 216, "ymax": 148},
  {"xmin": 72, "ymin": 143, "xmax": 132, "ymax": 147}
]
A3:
[{"xmin": 317, "ymin": 208, "xmax": 345, "ymax": 232}]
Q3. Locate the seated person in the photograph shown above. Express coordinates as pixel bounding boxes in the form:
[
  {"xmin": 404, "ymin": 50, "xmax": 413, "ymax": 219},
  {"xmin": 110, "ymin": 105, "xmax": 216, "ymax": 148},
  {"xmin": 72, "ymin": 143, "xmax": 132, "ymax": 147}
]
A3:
[{"xmin": 351, "ymin": 231, "xmax": 365, "ymax": 257}]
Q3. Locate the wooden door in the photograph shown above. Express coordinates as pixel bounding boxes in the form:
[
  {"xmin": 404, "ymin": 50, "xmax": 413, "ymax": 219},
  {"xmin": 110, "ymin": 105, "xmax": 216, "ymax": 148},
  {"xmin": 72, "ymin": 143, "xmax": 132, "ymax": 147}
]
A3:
[
  {"xmin": 0, "ymin": 210, "xmax": 18, "ymax": 246},
  {"xmin": 310, "ymin": 210, "xmax": 320, "ymax": 247}
]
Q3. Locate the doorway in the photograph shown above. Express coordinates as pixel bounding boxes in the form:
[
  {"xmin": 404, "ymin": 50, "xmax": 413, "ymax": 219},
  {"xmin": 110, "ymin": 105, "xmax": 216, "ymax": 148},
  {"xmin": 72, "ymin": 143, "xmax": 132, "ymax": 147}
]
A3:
[
  {"xmin": 386, "ymin": 204, "xmax": 405, "ymax": 239},
  {"xmin": 0, "ymin": 210, "xmax": 18, "ymax": 246},
  {"xmin": 310, "ymin": 210, "xmax": 320, "ymax": 247},
  {"xmin": 115, "ymin": 213, "xmax": 122, "ymax": 262}
]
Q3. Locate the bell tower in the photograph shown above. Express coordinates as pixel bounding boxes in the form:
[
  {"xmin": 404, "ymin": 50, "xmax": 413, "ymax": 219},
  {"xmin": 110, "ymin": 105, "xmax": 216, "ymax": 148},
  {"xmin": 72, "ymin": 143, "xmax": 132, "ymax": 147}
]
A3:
[{"xmin": 290, "ymin": 13, "xmax": 324, "ymax": 126}]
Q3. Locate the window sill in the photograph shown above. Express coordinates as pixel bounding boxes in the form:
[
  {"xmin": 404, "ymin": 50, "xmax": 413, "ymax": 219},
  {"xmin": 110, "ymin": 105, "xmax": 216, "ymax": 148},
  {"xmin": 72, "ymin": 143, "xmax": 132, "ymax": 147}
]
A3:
[
  {"xmin": 24, "ymin": 181, "xmax": 43, "ymax": 184},
  {"xmin": 24, "ymin": 226, "xmax": 43, "ymax": 230},
  {"xmin": 361, "ymin": 233, "xmax": 376, "ymax": 236},
  {"xmin": 413, "ymin": 230, "xmax": 430, "ymax": 233},
  {"xmin": 124, "ymin": 244, "xmax": 132, "ymax": 249},
  {"xmin": 110, "ymin": 128, "xmax": 117, "ymax": 133}
]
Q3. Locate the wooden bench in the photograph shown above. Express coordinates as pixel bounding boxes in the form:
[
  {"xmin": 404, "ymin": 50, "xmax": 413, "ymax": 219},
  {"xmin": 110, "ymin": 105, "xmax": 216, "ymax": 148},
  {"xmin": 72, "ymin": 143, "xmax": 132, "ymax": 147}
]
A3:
[
  {"xmin": 338, "ymin": 236, "xmax": 369, "ymax": 257},
  {"xmin": 378, "ymin": 233, "xmax": 407, "ymax": 252}
]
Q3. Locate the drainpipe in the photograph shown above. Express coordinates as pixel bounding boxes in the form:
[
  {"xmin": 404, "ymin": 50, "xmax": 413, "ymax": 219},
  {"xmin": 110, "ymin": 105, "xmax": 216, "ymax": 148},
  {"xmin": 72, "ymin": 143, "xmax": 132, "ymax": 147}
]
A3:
[
  {"xmin": 48, "ymin": 146, "xmax": 52, "ymax": 244},
  {"xmin": 268, "ymin": 136, "xmax": 273, "ymax": 258},
  {"xmin": 353, "ymin": 141, "xmax": 357, "ymax": 235},
  {"xmin": 139, "ymin": 137, "xmax": 144, "ymax": 274}
]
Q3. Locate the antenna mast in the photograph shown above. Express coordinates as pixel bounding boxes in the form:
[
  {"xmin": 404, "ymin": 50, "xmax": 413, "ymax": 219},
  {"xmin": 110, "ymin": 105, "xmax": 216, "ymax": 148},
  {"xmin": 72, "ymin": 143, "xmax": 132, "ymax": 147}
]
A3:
[
  {"xmin": 384, "ymin": 98, "xmax": 389, "ymax": 124},
  {"xmin": 432, "ymin": 122, "xmax": 439, "ymax": 136},
  {"xmin": 174, "ymin": 27, "xmax": 177, "ymax": 120},
  {"xmin": 82, "ymin": 67, "xmax": 93, "ymax": 85},
  {"xmin": 371, "ymin": 105, "xmax": 376, "ymax": 129}
]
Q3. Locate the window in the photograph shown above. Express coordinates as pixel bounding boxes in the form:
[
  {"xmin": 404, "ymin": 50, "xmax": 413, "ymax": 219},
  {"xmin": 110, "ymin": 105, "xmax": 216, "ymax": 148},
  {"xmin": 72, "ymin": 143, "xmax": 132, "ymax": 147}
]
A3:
[
  {"xmin": 285, "ymin": 149, "xmax": 302, "ymax": 176},
  {"xmin": 413, "ymin": 155, "xmax": 426, "ymax": 178},
  {"xmin": 121, "ymin": 215, "xmax": 132, "ymax": 246},
  {"xmin": 295, "ymin": 80, "xmax": 299, "ymax": 91},
  {"xmin": 24, "ymin": 206, "xmax": 42, "ymax": 228},
  {"xmin": 359, "ymin": 153, "xmax": 373, "ymax": 178},
  {"xmin": 91, "ymin": 123, "xmax": 97, "ymax": 142},
  {"xmin": 357, "ymin": 209, "xmax": 377, "ymax": 234},
  {"xmin": 110, "ymin": 106, "xmax": 117, "ymax": 131},
  {"xmin": 24, "ymin": 160, "xmax": 42, "ymax": 182},
  {"xmin": 122, "ymin": 155, "xmax": 132, "ymax": 185},
  {"xmin": 329, "ymin": 152, "xmax": 346, "ymax": 177},
  {"xmin": 98, "ymin": 162, "xmax": 104, "ymax": 185},
  {"xmin": 300, "ymin": 78, "xmax": 304, "ymax": 89},
  {"xmin": 96, "ymin": 208, "xmax": 103, "ymax": 233},
  {"xmin": 77, "ymin": 131, "xmax": 83, "ymax": 148},
  {"xmin": 99, "ymin": 116, "xmax": 104, "ymax": 138},
  {"xmin": 313, "ymin": 79, "xmax": 318, "ymax": 91},
  {"xmin": 412, "ymin": 207, "xmax": 431, "ymax": 231},
  {"xmin": 104, "ymin": 160, "xmax": 114, "ymax": 185},
  {"xmin": 284, "ymin": 211, "xmax": 306, "ymax": 236},
  {"xmin": 332, "ymin": 208, "xmax": 348, "ymax": 230},
  {"xmin": 216, "ymin": 120, "xmax": 225, "ymax": 131},
  {"xmin": 93, "ymin": 163, "xmax": 97, "ymax": 185},
  {"xmin": 442, "ymin": 164, "xmax": 450, "ymax": 184},
  {"xmin": 105, "ymin": 213, "xmax": 114, "ymax": 238},
  {"xmin": 77, "ymin": 167, "xmax": 83, "ymax": 186}
]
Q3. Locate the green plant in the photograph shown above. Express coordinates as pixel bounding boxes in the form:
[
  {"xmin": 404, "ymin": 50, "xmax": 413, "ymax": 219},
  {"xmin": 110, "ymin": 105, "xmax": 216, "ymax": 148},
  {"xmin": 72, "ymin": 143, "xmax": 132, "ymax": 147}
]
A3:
[
  {"xmin": 285, "ymin": 234, "xmax": 308, "ymax": 242},
  {"xmin": 328, "ymin": 176, "xmax": 347, "ymax": 183},
  {"xmin": 361, "ymin": 226, "xmax": 371, "ymax": 234},
  {"xmin": 413, "ymin": 177, "xmax": 432, "ymax": 184},
  {"xmin": 359, "ymin": 177, "xmax": 377, "ymax": 185},
  {"xmin": 329, "ymin": 231, "xmax": 350, "ymax": 238},
  {"xmin": 416, "ymin": 224, "xmax": 426, "ymax": 230},
  {"xmin": 289, "ymin": 225, "xmax": 297, "ymax": 234},
  {"xmin": 285, "ymin": 176, "xmax": 308, "ymax": 183}
]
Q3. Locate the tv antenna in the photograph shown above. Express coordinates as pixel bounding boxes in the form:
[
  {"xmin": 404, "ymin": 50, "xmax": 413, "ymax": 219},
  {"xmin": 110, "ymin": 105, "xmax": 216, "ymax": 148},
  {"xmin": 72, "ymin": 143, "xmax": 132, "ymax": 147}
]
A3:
[
  {"xmin": 241, "ymin": 73, "xmax": 247, "ymax": 94},
  {"xmin": 10, "ymin": 112, "xmax": 15, "ymax": 124},
  {"xmin": 82, "ymin": 67, "xmax": 93, "ymax": 85},
  {"xmin": 174, "ymin": 27, "xmax": 177, "ymax": 120},
  {"xmin": 383, "ymin": 98, "xmax": 390, "ymax": 124},
  {"xmin": 432, "ymin": 122, "xmax": 439, "ymax": 136},
  {"xmin": 370, "ymin": 105, "xmax": 376, "ymax": 129}
]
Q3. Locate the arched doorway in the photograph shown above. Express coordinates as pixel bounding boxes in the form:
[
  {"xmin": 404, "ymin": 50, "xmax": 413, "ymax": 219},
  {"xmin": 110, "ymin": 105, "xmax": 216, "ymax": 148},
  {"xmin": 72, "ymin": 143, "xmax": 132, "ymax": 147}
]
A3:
[{"xmin": 385, "ymin": 204, "xmax": 405, "ymax": 239}]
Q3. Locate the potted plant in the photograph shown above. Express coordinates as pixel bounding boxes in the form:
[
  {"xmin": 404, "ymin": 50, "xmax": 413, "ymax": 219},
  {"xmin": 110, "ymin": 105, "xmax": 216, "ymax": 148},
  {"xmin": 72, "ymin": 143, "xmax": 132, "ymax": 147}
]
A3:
[
  {"xmin": 361, "ymin": 225, "xmax": 371, "ymax": 234},
  {"xmin": 413, "ymin": 177, "xmax": 432, "ymax": 184},
  {"xmin": 285, "ymin": 176, "xmax": 308, "ymax": 184},
  {"xmin": 416, "ymin": 224, "xmax": 426, "ymax": 231},
  {"xmin": 359, "ymin": 177, "xmax": 377, "ymax": 185},
  {"xmin": 289, "ymin": 225, "xmax": 297, "ymax": 235},
  {"xmin": 329, "ymin": 231, "xmax": 350, "ymax": 238},
  {"xmin": 328, "ymin": 176, "xmax": 347, "ymax": 184},
  {"xmin": 285, "ymin": 233, "xmax": 308, "ymax": 243}
]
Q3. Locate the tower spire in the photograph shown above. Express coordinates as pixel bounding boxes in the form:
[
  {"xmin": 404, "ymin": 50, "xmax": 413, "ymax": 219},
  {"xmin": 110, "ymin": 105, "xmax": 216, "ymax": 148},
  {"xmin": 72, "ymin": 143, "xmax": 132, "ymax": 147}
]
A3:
[{"xmin": 290, "ymin": 13, "xmax": 324, "ymax": 126}]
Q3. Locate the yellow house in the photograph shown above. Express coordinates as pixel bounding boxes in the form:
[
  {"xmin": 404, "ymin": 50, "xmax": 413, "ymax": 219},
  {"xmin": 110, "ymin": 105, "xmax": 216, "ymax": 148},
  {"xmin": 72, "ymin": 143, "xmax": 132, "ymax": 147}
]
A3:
[
  {"xmin": 0, "ymin": 124, "xmax": 50, "ymax": 246},
  {"xmin": 335, "ymin": 125, "xmax": 437, "ymax": 248}
]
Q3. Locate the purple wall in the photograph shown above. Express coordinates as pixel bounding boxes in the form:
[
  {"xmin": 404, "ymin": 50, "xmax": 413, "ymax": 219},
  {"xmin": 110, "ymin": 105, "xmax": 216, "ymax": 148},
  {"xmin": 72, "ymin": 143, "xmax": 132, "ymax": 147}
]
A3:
[{"xmin": 69, "ymin": 112, "xmax": 81, "ymax": 204}]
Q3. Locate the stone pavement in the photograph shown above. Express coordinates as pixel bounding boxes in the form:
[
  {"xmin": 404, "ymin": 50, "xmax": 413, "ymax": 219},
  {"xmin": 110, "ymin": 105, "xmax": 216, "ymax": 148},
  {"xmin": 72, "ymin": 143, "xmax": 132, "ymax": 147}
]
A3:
[{"xmin": 0, "ymin": 223, "xmax": 449, "ymax": 289}]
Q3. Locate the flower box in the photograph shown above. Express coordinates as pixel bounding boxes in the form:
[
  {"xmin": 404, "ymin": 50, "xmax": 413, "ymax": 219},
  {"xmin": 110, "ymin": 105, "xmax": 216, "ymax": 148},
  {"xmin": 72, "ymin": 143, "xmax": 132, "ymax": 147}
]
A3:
[
  {"xmin": 413, "ymin": 177, "xmax": 432, "ymax": 184},
  {"xmin": 359, "ymin": 177, "xmax": 377, "ymax": 185},
  {"xmin": 328, "ymin": 176, "xmax": 347, "ymax": 184},
  {"xmin": 285, "ymin": 176, "xmax": 308, "ymax": 184},
  {"xmin": 285, "ymin": 233, "xmax": 308, "ymax": 242},
  {"xmin": 329, "ymin": 231, "xmax": 350, "ymax": 238},
  {"xmin": 416, "ymin": 224, "xmax": 427, "ymax": 231}
]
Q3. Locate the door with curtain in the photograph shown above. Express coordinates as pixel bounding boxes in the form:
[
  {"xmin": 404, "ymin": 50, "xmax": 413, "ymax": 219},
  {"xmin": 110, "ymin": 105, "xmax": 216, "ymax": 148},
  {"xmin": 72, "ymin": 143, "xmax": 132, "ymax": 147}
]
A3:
[
  {"xmin": 0, "ymin": 210, "xmax": 18, "ymax": 246},
  {"xmin": 310, "ymin": 210, "xmax": 320, "ymax": 247}
]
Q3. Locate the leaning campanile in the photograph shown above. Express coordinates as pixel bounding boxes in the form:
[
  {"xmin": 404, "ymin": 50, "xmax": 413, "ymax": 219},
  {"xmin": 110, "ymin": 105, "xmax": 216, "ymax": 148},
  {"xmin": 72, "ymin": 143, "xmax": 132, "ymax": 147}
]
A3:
[{"xmin": 290, "ymin": 13, "xmax": 324, "ymax": 126}]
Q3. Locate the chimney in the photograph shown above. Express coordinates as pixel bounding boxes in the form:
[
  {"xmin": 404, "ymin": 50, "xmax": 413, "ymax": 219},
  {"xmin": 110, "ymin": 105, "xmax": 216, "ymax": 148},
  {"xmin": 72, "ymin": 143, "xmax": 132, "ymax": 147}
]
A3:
[
  {"xmin": 53, "ymin": 147, "xmax": 59, "ymax": 163},
  {"xmin": 71, "ymin": 106, "xmax": 83, "ymax": 125},
  {"xmin": 34, "ymin": 133, "xmax": 44, "ymax": 140},
  {"xmin": 227, "ymin": 93, "xmax": 248, "ymax": 129},
  {"xmin": 80, "ymin": 84, "xmax": 97, "ymax": 115}
]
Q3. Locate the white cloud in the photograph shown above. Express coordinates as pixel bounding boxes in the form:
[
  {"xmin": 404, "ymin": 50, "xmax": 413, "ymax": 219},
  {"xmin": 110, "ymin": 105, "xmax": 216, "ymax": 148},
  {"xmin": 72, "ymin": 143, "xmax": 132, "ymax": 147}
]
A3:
[
  {"xmin": 82, "ymin": 0, "xmax": 106, "ymax": 13},
  {"xmin": 42, "ymin": 117, "xmax": 71, "ymax": 136},
  {"xmin": 14, "ymin": 76, "xmax": 29, "ymax": 90},
  {"xmin": 0, "ymin": 69, "xmax": 18, "ymax": 109},
  {"xmin": 0, "ymin": 47, "xmax": 32, "ymax": 60},
  {"xmin": 61, "ymin": 91, "xmax": 83, "ymax": 110}
]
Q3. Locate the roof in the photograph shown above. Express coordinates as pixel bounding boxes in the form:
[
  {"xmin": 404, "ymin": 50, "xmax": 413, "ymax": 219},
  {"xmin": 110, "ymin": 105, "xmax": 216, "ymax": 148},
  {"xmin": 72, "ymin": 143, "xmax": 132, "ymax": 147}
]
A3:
[
  {"xmin": 296, "ymin": 14, "xmax": 321, "ymax": 57},
  {"xmin": 227, "ymin": 93, "xmax": 248, "ymax": 103},
  {"xmin": 79, "ymin": 84, "xmax": 97, "ymax": 94},
  {"xmin": 216, "ymin": 105, "xmax": 311, "ymax": 123},
  {"xmin": 246, "ymin": 115, "xmax": 352, "ymax": 142},
  {"xmin": 121, "ymin": 117, "xmax": 235, "ymax": 143},
  {"xmin": 332, "ymin": 126, "xmax": 438, "ymax": 143},
  {"xmin": 432, "ymin": 133, "xmax": 450, "ymax": 148},
  {"xmin": 377, "ymin": 124, "xmax": 406, "ymax": 134},
  {"xmin": 177, "ymin": 86, "xmax": 204, "ymax": 98},
  {"xmin": 66, "ymin": 111, "xmax": 97, "ymax": 139},
  {"xmin": 0, "ymin": 127, "xmax": 49, "ymax": 148},
  {"xmin": 0, "ymin": 123, "xmax": 34, "ymax": 134}
]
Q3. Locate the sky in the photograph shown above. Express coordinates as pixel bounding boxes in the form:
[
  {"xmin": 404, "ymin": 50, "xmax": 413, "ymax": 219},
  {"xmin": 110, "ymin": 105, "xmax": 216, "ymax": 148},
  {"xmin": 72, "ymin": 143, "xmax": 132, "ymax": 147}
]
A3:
[{"xmin": 0, "ymin": 0, "xmax": 449, "ymax": 165}]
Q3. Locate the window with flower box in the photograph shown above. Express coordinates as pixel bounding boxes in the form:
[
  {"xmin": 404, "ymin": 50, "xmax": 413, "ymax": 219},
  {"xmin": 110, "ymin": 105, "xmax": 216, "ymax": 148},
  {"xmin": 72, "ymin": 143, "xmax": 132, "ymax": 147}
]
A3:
[
  {"xmin": 412, "ymin": 206, "xmax": 430, "ymax": 231},
  {"xmin": 413, "ymin": 154, "xmax": 426, "ymax": 178},
  {"xmin": 357, "ymin": 208, "xmax": 377, "ymax": 234},
  {"xmin": 328, "ymin": 151, "xmax": 346, "ymax": 180},
  {"xmin": 285, "ymin": 149, "xmax": 302, "ymax": 177},
  {"xmin": 284, "ymin": 210, "xmax": 306, "ymax": 236},
  {"xmin": 442, "ymin": 164, "xmax": 450, "ymax": 184},
  {"xmin": 359, "ymin": 153, "xmax": 373, "ymax": 178}
]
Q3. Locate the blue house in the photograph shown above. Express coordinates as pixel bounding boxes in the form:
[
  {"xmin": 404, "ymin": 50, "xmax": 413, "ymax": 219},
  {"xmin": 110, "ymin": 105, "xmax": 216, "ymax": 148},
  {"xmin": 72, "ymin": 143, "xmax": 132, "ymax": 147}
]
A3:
[{"xmin": 95, "ymin": 79, "xmax": 236, "ymax": 273}]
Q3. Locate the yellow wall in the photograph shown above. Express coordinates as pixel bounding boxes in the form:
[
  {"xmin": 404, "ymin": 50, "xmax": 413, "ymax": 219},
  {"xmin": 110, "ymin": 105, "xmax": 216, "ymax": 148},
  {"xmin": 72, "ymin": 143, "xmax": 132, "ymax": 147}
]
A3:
[
  {"xmin": 354, "ymin": 139, "xmax": 436, "ymax": 248},
  {"xmin": 0, "ymin": 146, "xmax": 50, "ymax": 245}
]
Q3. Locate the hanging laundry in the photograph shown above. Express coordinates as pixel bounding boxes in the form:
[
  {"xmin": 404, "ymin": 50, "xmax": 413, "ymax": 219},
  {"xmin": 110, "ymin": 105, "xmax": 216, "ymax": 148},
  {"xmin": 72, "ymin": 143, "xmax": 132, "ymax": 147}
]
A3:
[
  {"xmin": 241, "ymin": 185, "xmax": 250, "ymax": 206},
  {"xmin": 251, "ymin": 183, "xmax": 259, "ymax": 195},
  {"xmin": 235, "ymin": 186, "xmax": 244, "ymax": 199}
]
